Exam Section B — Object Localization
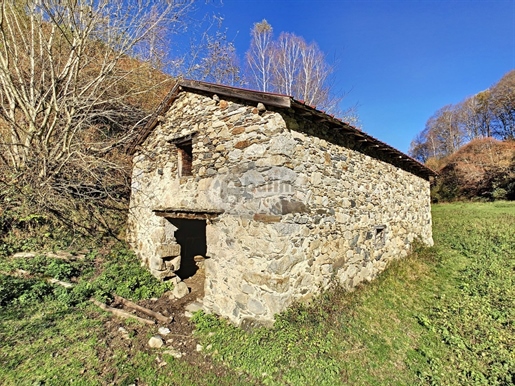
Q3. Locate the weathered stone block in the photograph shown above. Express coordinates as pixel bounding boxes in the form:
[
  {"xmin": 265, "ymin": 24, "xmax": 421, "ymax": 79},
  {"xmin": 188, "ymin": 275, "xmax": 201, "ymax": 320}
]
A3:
[
  {"xmin": 241, "ymin": 282, "xmax": 255, "ymax": 294},
  {"xmin": 172, "ymin": 281, "xmax": 189, "ymax": 299},
  {"xmin": 332, "ymin": 256, "xmax": 347, "ymax": 271},
  {"xmin": 243, "ymin": 273, "xmax": 290, "ymax": 293},
  {"xmin": 243, "ymin": 141, "xmax": 267, "ymax": 156},
  {"xmin": 163, "ymin": 255, "xmax": 181, "ymax": 271},
  {"xmin": 157, "ymin": 244, "xmax": 181, "ymax": 258},
  {"xmin": 149, "ymin": 256, "xmax": 165, "ymax": 271},
  {"xmin": 234, "ymin": 140, "xmax": 252, "ymax": 149},
  {"xmin": 231, "ymin": 126, "xmax": 245, "ymax": 135},
  {"xmin": 265, "ymin": 167, "xmax": 297, "ymax": 183},
  {"xmin": 311, "ymin": 171, "xmax": 323, "ymax": 185},
  {"xmin": 268, "ymin": 254, "xmax": 304, "ymax": 275},
  {"xmin": 269, "ymin": 134, "xmax": 296, "ymax": 156},
  {"xmin": 228, "ymin": 149, "xmax": 242, "ymax": 161},
  {"xmin": 253, "ymin": 213, "xmax": 282, "ymax": 223},
  {"xmin": 150, "ymin": 228, "xmax": 165, "ymax": 244},
  {"xmin": 185, "ymin": 301, "xmax": 204, "ymax": 313},
  {"xmin": 148, "ymin": 336, "xmax": 165, "ymax": 348},
  {"xmin": 150, "ymin": 268, "xmax": 175, "ymax": 280},
  {"xmin": 240, "ymin": 170, "xmax": 265, "ymax": 186},
  {"xmin": 247, "ymin": 298, "xmax": 266, "ymax": 315},
  {"xmin": 281, "ymin": 199, "xmax": 308, "ymax": 214}
]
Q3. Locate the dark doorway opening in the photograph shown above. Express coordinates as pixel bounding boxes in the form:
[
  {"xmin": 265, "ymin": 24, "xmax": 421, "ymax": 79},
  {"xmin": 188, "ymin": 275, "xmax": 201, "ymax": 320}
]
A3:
[{"xmin": 167, "ymin": 218, "xmax": 207, "ymax": 280}]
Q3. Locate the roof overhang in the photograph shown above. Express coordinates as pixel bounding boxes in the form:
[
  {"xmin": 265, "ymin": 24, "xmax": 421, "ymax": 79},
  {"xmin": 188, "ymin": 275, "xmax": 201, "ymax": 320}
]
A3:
[{"xmin": 289, "ymin": 100, "xmax": 437, "ymax": 179}]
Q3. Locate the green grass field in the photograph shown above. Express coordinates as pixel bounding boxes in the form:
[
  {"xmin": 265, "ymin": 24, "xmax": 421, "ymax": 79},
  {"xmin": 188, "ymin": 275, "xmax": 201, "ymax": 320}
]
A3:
[{"xmin": 1, "ymin": 202, "xmax": 514, "ymax": 385}]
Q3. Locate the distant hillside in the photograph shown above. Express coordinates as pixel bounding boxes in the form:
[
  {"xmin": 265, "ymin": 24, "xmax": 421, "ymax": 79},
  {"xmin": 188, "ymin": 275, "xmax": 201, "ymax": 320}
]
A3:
[
  {"xmin": 409, "ymin": 69, "xmax": 515, "ymax": 164},
  {"xmin": 431, "ymin": 138, "xmax": 515, "ymax": 202}
]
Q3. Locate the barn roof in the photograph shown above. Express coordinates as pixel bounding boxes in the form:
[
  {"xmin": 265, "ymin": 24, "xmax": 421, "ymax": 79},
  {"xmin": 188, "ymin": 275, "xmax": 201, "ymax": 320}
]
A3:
[{"xmin": 127, "ymin": 79, "xmax": 437, "ymax": 180}]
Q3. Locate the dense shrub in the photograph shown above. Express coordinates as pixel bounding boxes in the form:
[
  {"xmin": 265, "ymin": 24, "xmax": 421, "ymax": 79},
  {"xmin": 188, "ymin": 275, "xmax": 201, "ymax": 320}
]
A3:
[
  {"xmin": 0, "ymin": 275, "xmax": 53, "ymax": 306},
  {"xmin": 0, "ymin": 244, "xmax": 172, "ymax": 308},
  {"xmin": 90, "ymin": 245, "xmax": 173, "ymax": 302}
]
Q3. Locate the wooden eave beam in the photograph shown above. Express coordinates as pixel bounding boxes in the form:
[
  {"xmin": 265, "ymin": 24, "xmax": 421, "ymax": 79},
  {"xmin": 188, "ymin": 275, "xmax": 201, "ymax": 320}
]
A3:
[
  {"xmin": 337, "ymin": 125, "xmax": 357, "ymax": 133},
  {"xmin": 180, "ymin": 79, "xmax": 292, "ymax": 108}
]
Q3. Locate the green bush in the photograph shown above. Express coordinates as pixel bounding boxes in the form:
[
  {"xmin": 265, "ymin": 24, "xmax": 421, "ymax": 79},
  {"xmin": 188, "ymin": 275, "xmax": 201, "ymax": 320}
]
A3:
[
  {"xmin": 0, "ymin": 243, "xmax": 172, "ymax": 308},
  {"xmin": 0, "ymin": 254, "xmax": 87, "ymax": 281},
  {"xmin": 0, "ymin": 275, "xmax": 55, "ymax": 306},
  {"xmin": 91, "ymin": 244, "xmax": 173, "ymax": 303},
  {"xmin": 491, "ymin": 187, "xmax": 507, "ymax": 200}
]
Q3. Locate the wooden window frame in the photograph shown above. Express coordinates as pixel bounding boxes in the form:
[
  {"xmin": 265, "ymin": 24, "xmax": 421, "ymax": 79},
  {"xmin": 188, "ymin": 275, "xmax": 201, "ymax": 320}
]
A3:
[
  {"xmin": 177, "ymin": 140, "xmax": 193, "ymax": 177},
  {"xmin": 170, "ymin": 134, "xmax": 195, "ymax": 178}
]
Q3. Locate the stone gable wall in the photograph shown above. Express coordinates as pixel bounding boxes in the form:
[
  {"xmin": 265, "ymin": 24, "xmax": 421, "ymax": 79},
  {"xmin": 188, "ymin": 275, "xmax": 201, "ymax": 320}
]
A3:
[{"xmin": 128, "ymin": 90, "xmax": 433, "ymax": 326}]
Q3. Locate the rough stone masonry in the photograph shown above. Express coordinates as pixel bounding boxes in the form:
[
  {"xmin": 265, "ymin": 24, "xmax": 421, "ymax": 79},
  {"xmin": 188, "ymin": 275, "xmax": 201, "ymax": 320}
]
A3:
[{"xmin": 127, "ymin": 80, "xmax": 435, "ymax": 328}]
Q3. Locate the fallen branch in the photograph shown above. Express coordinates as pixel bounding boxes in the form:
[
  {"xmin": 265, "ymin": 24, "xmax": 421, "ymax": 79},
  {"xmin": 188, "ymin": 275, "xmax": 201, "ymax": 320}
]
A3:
[
  {"xmin": 113, "ymin": 294, "xmax": 172, "ymax": 323},
  {"xmin": 48, "ymin": 278, "xmax": 74, "ymax": 288},
  {"xmin": 0, "ymin": 269, "xmax": 31, "ymax": 277},
  {"xmin": 90, "ymin": 298, "xmax": 155, "ymax": 325}
]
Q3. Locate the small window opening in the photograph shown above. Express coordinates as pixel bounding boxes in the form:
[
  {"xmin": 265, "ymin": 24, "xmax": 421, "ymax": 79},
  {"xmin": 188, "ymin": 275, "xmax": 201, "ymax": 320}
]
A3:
[
  {"xmin": 177, "ymin": 140, "xmax": 193, "ymax": 177},
  {"xmin": 375, "ymin": 225, "xmax": 386, "ymax": 248}
]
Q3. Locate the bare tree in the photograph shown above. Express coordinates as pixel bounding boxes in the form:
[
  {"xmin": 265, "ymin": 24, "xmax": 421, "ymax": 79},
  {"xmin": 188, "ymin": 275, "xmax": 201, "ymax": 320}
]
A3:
[
  {"xmin": 134, "ymin": 6, "xmax": 171, "ymax": 71},
  {"xmin": 432, "ymin": 105, "xmax": 465, "ymax": 156},
  {"xmin": 424, "ymin": 124, "xmax": 441, "ymax": 160},
  {"xmin": 297, "ymin": 38, "xmax": 342, "ymax": 115},
  {"xmin": 456, "ymin": 91, "xmax": 493, "ymax": 141},
  {"xmin": 272, "ymin": 32, "xmax": 302, "ymax": 97},
  {"xmin": 0, "ymin": 0, "xmax": 194, "ymax": 231},
  {"xmin": 164, "ymin": 12, "xmax": 243, "ymax": 86},
  {"xmin": 413, "ymin": 105, "xmax": 465, "ymax": 161},
  {"xmin": 245, "ymin": 19, "xmax": 273, "ymax": 92},
  {"xmin": 408, "ymin": 132, "xmax": 430, "ymax": 163},
  {"xmin": 271, "ymin": 32, "xmax": 340, "ymax": 111},
  {"xmin": 191, "ymin": 30, "xmax": 242, "ymax": 86},
  {"xmin": 245, "ymin": 22, "xmax": 354, "ymax": 121},
  {"xmin": 489, "ymin": 70, "xmax": 515, "ymax": 140},
  {"xmin": 410, "ymin": 70, "xmax": 515, "ymax": 168}
]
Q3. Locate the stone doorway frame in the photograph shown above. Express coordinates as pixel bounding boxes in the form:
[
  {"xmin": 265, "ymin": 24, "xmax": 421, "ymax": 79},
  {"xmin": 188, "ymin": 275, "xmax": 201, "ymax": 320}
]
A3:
[
  {"xmin": 153, "ymin": 208, "xmax": 224, "ymax": 221},
  {"xmin": 152, "ymin": 208, "xmax": 224, "ymax": 279}
]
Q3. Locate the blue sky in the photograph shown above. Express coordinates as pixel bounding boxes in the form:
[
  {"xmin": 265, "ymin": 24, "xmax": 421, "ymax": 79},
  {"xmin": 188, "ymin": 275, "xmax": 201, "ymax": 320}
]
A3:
[{"xmin": 187, "ymin": 0, "xmax": 514, "ymax": 153}]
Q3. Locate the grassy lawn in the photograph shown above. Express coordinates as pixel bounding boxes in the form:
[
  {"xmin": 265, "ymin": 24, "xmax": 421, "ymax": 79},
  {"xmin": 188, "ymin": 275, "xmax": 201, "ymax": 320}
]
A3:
[{"xmin": 1, "ymin": 201, "xmax": 514, "ymax": 385}]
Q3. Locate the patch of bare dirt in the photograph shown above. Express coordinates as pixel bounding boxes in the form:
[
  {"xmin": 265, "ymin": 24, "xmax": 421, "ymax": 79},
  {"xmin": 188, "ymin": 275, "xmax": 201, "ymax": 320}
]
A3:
[{"xmin": 92, "ymin": 268, "xmax": 232, "ymax": 379}]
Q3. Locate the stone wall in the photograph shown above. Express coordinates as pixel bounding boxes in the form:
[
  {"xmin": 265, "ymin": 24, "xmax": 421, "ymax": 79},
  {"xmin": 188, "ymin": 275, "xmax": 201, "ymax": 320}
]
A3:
[{"xmin": 128, "ymin": 90, "xmax": 433, "ymax": 327}]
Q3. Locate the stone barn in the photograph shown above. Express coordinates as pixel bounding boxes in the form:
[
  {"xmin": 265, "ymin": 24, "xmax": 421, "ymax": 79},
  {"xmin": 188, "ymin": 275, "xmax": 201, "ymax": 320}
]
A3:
[{"xmin": 127, "ymin": 79, "xmax": 435, "ymax": 327}]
